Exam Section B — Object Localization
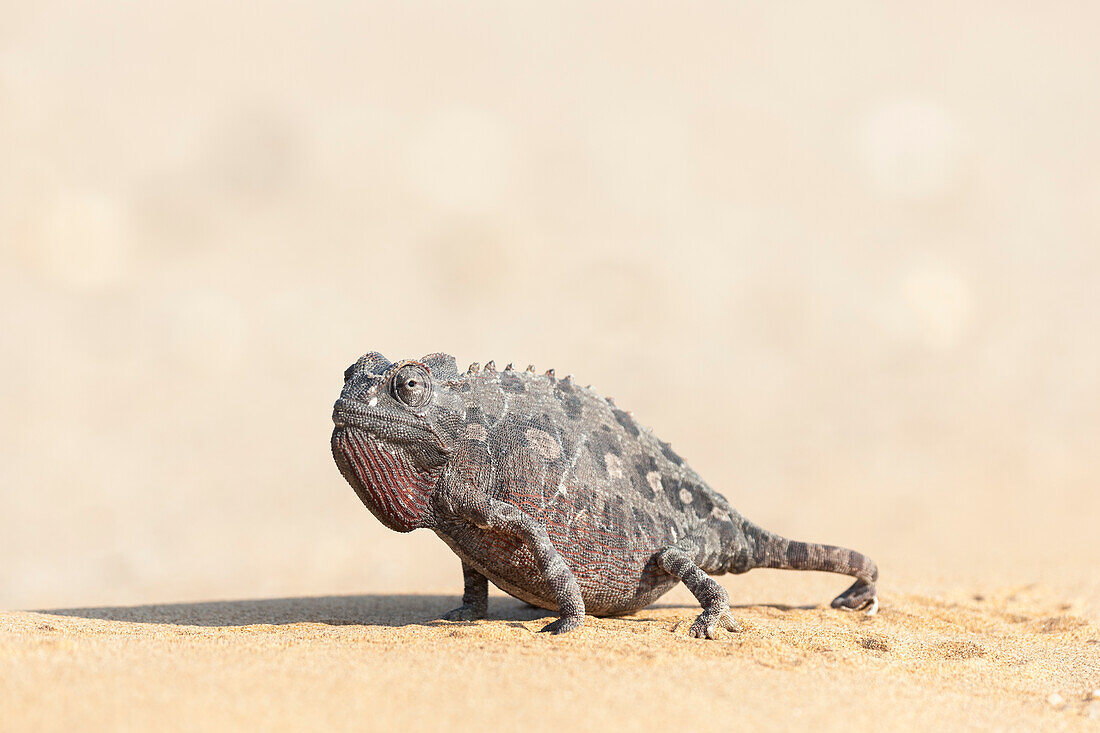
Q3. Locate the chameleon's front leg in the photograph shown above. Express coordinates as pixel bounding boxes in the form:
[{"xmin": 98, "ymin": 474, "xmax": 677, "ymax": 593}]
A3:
[
  {"xmin": 441, "ymin": 561, "xmax": 488, "ymax": 621},
  {"xmin": 438, "ymin": 438, "xmax": 585, "ymax": 634},
  {"xmin": 473, "ymin": 498, "xmax": 585, "ymax": 634}
]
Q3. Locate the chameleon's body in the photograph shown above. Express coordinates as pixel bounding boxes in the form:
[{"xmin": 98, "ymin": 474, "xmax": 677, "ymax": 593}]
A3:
[{"xmin": 331, "ymin": 352, "xmax": 878, "ymax": 637}]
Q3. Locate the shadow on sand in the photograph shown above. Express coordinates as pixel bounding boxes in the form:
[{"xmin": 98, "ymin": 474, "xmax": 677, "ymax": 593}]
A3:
[
  {"xmin": 36, "ymin": 594, "xmax": 535, "ymax": 628},
  {"xmin": 36, "ymin": 594, "xmax": 820, "ymax": 629}
]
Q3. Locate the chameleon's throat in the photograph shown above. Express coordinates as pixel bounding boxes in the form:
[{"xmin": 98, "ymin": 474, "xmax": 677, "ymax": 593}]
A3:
[{"xmin": 331, "ymin": 427, "xmax": 436, "ymax": 532}]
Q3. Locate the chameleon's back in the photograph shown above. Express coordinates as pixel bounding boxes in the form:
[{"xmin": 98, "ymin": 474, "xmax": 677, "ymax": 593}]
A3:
[{"xmin": 435, "ymin": 366, "xmax": 746, "ymax": 615}]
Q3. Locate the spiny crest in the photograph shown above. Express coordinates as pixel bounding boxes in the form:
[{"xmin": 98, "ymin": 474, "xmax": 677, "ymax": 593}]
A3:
[
  {"xmin": 465, "ymin": 360, "xmax": 518, "ymax": 376},
  {"xmin": 452, "ymin": 357, "xmax": 579, "ymax": 386}
]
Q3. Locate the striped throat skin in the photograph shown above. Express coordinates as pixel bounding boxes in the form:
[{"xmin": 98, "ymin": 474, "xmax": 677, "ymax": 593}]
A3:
[{"xmin": 331, "ymin": 426, "xmax": 438, "ymax": 532}]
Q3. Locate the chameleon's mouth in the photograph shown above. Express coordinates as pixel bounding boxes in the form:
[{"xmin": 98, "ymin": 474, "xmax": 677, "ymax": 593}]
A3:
[
  {"xmin": 332, "ymin": 399, "xmax": 388, "ymax": 430},
  {"xmin": 331, "ymin": 399, "xmax": 450, "ymax": 456}
]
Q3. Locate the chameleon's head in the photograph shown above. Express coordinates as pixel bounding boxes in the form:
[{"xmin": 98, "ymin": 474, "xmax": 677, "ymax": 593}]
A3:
[
  {"xmin": 332, "ymin": 351, "xmax": 464, "ymax": 464},
  {"xmin": 330, "ymin": 352, "xmax": 463, "ymax": 531}
]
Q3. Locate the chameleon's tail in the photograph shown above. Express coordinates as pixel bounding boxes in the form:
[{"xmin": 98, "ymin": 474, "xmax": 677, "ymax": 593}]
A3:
[{"xmin": 740, "ymin": 521, "xmax": 879, "ymax": 613}]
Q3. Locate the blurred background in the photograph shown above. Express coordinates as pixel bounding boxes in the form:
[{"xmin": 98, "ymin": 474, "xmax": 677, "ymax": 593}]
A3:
[{"xmin": 1, "ymin": 2, "xmax": 1097, "ymax": 613}]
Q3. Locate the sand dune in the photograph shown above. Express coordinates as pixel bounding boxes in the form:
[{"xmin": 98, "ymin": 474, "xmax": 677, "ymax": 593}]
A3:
[{"xmin": 3, "ymin": 585, "xmax": 1098, "ymax": 731}]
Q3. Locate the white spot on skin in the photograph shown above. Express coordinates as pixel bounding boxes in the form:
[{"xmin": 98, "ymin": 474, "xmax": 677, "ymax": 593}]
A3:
[
  {"xmin": 678, "ymin": 487, "xmax": 693, "ymax": 504},
  {"xmin": 550, "ymin": 433, "xmax": 587, "ymax": 508},
  {"xmin": 525, "ymin": 428, "xmax": 561, "ymax": 461},
  {"xmin": 605, "ymin": 453, "xmax": 625, "ymax": 480},
  {"xmin": 646, "ymin": 471, "xmax": 664, "ymax": 495},
  {"xmin": 710, "ymin": 507, "xmax": 730, "ymax": 522},
  {"xmin": 464, "ymin": 423, "xmax": 488, "ymax": 441},
  {"xmin": 368, "ymin": 397, "xmax": 378, "ymax": 407}
]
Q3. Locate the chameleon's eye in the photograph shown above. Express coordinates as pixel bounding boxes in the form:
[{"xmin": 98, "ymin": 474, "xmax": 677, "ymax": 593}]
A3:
[{"xmin": 391, "ymin": 364, "xmax": 432, "ymax": 409}]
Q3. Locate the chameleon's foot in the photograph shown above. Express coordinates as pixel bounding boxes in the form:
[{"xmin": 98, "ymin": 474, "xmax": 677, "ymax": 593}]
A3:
[
  {"xmin": 539, "ymin": 614, "xmax": 584, "ymax": 634},
  {"xmin": 831, "ymin": 579, "xmax": 878, "ymax": 613},
  {"xmin": 441, "ymin": 604, "xmax": 487, "ymax": 622},
  {"xmin": 688, "ymin": 607, "xmax": 742, "ymax": 639}
]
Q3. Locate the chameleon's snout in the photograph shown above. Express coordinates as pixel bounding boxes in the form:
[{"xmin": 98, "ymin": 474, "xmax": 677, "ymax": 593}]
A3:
[{"xmin": 332, "ymin": 397, "xmax": 364, "ymax": 428}]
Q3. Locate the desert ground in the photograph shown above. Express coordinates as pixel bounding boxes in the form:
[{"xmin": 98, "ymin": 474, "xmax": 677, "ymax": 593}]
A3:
[{"xmin": 3, "ymin": 582, "xmax": 1099, "ymax": 731}]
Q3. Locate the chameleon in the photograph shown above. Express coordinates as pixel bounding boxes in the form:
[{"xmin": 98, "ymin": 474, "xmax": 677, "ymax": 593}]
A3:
[{"xmin": 330, "ymin": 351, "xmax": 879, "ymax": 638}]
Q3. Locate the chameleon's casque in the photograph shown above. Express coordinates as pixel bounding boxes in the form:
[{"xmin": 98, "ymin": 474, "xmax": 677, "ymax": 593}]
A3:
[{"xmin": 331, "ymin": 352, "xmax": 878, "ymax": 637}]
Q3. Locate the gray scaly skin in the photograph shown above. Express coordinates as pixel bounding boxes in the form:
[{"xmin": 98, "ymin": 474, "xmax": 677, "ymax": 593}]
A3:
[{"xmin": 330, "ymin": 352, "xmax": 879, "ymax": 638}]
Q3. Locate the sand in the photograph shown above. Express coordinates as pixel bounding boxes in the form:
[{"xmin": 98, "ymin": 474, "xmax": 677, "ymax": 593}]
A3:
[{"xmin": 3, "ymin": 584, "xmax": 1099, "ymax": 732}]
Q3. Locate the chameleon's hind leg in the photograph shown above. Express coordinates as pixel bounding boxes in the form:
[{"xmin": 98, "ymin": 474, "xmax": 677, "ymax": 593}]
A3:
[
  {"xmin": 442, "ymin": 561, "xmax": 488, "ymax": 621},
  {"xmin": 655, "ymin": 546, "xmax": 742, "ymax": 639}
]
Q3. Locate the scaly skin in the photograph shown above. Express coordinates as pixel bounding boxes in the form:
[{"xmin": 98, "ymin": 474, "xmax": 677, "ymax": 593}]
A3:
[{"xmin": 330, "ymin": 352, "xmax": 879, "ymax": 637}]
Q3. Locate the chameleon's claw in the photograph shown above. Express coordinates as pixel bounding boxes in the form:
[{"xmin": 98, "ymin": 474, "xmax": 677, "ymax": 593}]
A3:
[
  {"xmin": 539, "ymin": 615, "xmax": 584, "ymax": 634},
  {"xmin": 688, "ymin": 609, "xmax": 742, "ymax": 639},
  {"xmin": 441, "ymin": 605, "xmax": 487, "ymax": 622}
]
